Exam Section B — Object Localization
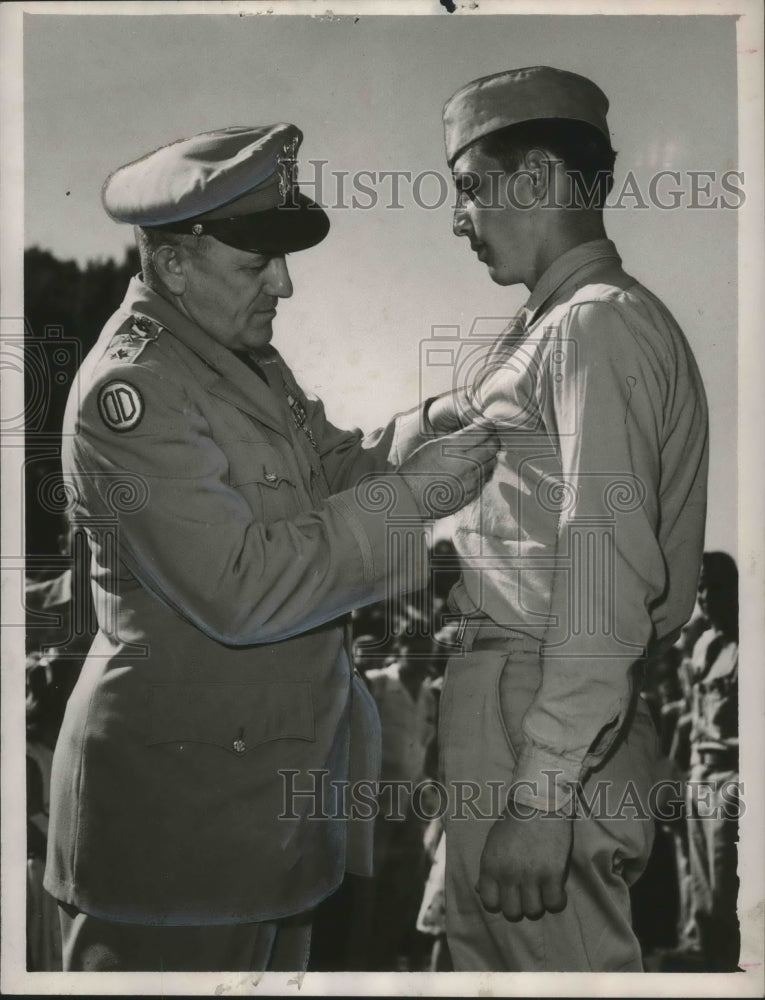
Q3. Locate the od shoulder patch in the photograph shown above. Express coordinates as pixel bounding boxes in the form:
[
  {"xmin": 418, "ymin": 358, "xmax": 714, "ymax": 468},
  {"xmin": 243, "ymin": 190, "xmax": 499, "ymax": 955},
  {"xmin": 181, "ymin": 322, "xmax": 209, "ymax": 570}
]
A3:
[{"xmin": 97, "ymin": 380, "xmax": 145, "ymax": 432}]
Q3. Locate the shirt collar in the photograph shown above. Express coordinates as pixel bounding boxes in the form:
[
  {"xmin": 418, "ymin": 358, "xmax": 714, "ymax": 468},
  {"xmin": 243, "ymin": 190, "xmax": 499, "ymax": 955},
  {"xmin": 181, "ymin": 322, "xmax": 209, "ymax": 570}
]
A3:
[{"xmin": 524, "ymin": 238, "xmax": 622, "ymax": 325}]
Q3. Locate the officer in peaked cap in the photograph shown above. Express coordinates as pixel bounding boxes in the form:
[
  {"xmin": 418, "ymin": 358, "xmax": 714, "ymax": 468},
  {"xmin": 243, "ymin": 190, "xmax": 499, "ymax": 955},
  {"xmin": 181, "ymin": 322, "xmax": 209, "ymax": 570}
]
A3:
[
  {"xmin": 44, "ymin": 124, "xmax": 498, "ymax": 971},
  {"xmin": 103, "ymin": 124, "xmax": 330, "ymax": 254},
  {"xmin": 100, "ymin": 124, "xmax": 330, "ymax": 357},
  {"xmin": 422, "ymin": 67, "xmax": 709, "ymax": 971}
]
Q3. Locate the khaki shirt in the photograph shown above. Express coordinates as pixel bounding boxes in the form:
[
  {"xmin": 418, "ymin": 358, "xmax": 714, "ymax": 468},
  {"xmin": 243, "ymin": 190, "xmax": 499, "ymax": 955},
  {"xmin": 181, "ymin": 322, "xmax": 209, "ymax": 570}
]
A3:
[{"xmin": 451, "ymin": 239, "xmax": 708, "ymax": 809}]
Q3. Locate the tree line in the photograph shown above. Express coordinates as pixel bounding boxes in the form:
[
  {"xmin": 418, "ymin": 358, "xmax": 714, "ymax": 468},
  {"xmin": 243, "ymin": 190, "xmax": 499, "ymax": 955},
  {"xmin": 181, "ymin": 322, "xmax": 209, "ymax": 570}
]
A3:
[{"xmin": 24, "ymin": 245, "xmax": 139, "ymax": 559}]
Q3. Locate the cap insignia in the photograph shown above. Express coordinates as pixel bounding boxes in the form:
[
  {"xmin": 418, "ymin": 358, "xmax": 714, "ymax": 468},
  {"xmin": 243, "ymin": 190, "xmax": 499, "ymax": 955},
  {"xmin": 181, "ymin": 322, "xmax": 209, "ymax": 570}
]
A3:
[{"xmin": 277, "ymin": 136, "xmax": 299, "ymax": 203}]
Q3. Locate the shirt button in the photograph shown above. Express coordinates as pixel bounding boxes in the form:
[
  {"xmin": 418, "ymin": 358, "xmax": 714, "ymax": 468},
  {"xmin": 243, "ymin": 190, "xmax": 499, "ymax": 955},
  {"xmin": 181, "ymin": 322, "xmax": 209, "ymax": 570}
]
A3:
[
  {"xmin": 232, "ymin": 738, "xmax": 246, "ymax": 754},
  {"xmin": 264, "ymin": 471, "xmax": 277, "ymax": 483}
]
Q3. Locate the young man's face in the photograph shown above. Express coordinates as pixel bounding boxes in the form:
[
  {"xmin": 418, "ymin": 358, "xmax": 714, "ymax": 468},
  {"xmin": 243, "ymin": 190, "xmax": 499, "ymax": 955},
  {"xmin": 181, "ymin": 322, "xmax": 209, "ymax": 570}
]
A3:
[
  {"xmin": 177, "ymin": 238, "xmax": 293, "ymax": 351},
  {"xmin": 451, "ymin": 145, "xmax": 537, "ymax": 287}
]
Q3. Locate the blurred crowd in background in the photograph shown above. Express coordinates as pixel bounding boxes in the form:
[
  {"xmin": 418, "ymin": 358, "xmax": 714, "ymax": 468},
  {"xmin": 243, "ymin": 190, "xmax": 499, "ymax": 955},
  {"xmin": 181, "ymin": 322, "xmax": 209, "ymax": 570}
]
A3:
[{"xmin": 25, "ymin": 525, "xmax": 740, "ymax": 973}]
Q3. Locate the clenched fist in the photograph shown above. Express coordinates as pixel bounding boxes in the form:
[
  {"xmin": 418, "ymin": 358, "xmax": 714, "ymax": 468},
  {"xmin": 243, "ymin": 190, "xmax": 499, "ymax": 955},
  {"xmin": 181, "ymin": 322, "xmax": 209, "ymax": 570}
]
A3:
[{"xmin": 477, "ymin": 809, "xmax": 573, "ymax": 921}]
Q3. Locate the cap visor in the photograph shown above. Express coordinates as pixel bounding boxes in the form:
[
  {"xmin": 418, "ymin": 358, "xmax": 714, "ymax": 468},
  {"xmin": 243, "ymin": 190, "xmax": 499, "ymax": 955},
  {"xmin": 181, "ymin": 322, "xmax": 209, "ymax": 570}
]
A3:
[{"xmin": 204, "ymin": 192, "xmax": 330, "ymax": 254}]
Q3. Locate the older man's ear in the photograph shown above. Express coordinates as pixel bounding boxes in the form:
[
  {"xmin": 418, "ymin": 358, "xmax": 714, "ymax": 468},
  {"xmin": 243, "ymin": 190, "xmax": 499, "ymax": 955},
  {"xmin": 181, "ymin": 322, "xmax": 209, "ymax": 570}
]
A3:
[{"xmin": 152, "ymin": 245, "xmax": 187, "ymax": 296}]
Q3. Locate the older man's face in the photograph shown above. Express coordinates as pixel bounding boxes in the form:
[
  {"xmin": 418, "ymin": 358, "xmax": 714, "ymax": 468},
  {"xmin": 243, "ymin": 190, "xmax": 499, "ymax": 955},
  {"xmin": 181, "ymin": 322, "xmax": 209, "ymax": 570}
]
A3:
[{"xmin": 177, "ymin": 238, "xmax": 293, "ymax": 351}]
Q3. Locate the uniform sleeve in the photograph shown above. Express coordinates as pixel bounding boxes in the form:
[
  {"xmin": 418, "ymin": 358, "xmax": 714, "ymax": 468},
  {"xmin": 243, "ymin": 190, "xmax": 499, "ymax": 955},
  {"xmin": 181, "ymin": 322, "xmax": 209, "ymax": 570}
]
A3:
[
  {"xmin": 69, "ymin": 364, "xmax": 427, "ymax": 646},
  {"xmin": 511, "ymin": 301, "xmax": 668, "ymax": 813},
  {"xmin": 302, "ymin": 391, "xmax": 434, "ymax": 492}
]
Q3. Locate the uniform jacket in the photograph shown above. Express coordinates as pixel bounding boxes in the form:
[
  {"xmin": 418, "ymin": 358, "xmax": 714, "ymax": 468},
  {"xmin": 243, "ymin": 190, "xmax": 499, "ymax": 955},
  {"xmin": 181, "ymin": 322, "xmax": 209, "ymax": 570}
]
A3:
[{"xmin": 44, "ymin": 276, "xmax": 429, "ymax": 925}]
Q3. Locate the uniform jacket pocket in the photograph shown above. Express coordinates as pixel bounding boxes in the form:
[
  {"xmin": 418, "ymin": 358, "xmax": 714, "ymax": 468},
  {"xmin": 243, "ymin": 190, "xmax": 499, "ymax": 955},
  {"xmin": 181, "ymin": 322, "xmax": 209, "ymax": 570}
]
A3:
[
  {"xmin": 147, "ymin": 681, "xmax": 315, "ymax": 755},
  {"xmin": 224, "ymin": 441, "xmax": 301, "ymax": 521}
]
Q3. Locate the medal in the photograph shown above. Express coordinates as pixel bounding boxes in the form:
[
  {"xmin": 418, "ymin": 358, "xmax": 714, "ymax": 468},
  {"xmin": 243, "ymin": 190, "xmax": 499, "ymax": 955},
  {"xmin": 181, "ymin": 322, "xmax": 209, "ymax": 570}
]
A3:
[{"xmin": 285, "ymin": 390, "xmax": 318, "ymax": 450}]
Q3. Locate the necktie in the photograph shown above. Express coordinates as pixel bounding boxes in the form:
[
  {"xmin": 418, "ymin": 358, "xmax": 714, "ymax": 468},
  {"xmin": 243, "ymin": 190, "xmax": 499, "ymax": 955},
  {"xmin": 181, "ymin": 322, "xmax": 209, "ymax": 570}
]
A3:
[
  {"xmin": 468, "ymin": 306, "xmax": 531, "ymax": 413},
  {"xmin": 486, "ymin": 306, "xmax": 532, "ymax": 364}
]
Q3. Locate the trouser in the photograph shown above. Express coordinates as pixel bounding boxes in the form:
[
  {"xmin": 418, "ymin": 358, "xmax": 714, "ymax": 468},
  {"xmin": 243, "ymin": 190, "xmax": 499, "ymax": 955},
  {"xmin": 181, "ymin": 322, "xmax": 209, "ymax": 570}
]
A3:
[
  {"xmin": 439, "ymin": 630, "xmax": 658, "ymax": 972},
  {"xmin": 57, "ymin": 902, "xmax": 313, "ymax": 972},
  {"xmin": 686, "ymin": 764, "xmax": 740, "ymax": 971}
]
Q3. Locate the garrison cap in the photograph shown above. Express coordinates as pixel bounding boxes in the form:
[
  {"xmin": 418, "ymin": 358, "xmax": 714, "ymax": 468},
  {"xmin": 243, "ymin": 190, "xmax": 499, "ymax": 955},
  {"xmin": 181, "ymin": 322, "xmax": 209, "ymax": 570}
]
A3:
[
  {"xmin": 102, "ymin": 124, "xmax": 329, "ymax": 254},
  {"xmin": 444, "ymin": 66, "xmax": 610, "ymax": 167}
]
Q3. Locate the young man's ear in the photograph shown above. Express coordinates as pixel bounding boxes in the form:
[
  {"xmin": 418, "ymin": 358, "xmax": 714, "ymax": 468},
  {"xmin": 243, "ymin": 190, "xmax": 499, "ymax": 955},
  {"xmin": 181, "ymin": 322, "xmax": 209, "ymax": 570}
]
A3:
[
  {"xmin": 521, "ymin": 148, "xmax": 557, "ymax": 205},
  {"xmin": 153, "ymin": 244, "xmax": 187, "ymax": 296}
]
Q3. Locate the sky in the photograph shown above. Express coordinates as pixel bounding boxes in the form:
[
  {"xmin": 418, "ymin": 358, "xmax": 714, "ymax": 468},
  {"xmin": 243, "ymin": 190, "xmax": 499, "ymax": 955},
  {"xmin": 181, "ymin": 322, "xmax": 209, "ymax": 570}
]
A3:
[{"xmin": 21, "ymin": 9, "xmax": 740, "ymax": 555}]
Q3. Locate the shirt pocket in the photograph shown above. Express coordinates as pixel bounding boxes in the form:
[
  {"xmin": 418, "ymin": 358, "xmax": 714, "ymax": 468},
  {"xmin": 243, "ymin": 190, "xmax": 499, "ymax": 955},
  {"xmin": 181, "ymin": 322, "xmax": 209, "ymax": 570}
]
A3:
[
  {"xmin": 224, "ymin": 440, "xmax": 301, "ymax": 522},
  {"xmin": 146, "ymin": 681, "xmax": 315, "ymax": 756}
]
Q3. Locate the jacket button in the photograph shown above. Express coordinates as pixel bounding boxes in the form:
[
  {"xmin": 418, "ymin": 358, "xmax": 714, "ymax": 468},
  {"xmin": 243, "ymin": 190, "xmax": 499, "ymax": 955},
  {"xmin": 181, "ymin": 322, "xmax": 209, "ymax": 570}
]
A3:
[
  {"xmin": 232, "ymin": 738, "xmax": 246, "ymax": 754},
  {"xmin": 264, "ymin": 470, "xmax": 277, "ymax": 483}
]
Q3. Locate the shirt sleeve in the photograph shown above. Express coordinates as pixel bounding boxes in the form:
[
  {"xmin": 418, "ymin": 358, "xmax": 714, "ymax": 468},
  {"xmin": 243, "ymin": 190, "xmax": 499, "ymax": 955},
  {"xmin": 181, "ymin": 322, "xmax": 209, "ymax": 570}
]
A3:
[
  {"xmin": 511, "ymin": 300, "xmax": 668, "ymax": 813},
  {"xmin": 69, "ymin": 363, "xmax": 427, "ymax": 647},
  {"xmin": 301, "ymin": 388, "xmax": 434, "ymax": 492}
]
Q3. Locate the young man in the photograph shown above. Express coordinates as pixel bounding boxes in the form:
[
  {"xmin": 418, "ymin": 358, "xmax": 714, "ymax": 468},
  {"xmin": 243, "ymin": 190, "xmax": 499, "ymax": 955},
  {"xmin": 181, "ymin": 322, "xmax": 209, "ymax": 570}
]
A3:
[
  {"xmin": 43, "ymin": 123, "xmax": 498, "ymax": 972},
  {"xmin": 427, "ymin": 66, "xmax": 709, "ymax": 971}
]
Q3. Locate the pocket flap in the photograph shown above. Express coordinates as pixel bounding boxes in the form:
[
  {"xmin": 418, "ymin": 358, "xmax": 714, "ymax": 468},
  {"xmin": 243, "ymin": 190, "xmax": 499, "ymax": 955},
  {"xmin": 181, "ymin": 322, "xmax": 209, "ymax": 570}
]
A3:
[
  {"xmin": 223, "ymin": 440, "xmax": 297, "ymax": 489},
  {"xmin": 230, "ymin": 460, "xmax": 296, "ymax": 490},
  {"xmin": 147, "ymin": 681, "xmax": 315, "ymax": 754},
  {"xmin": 256, "ymin": 464, "xmax": 294, "ymax": 489}
]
